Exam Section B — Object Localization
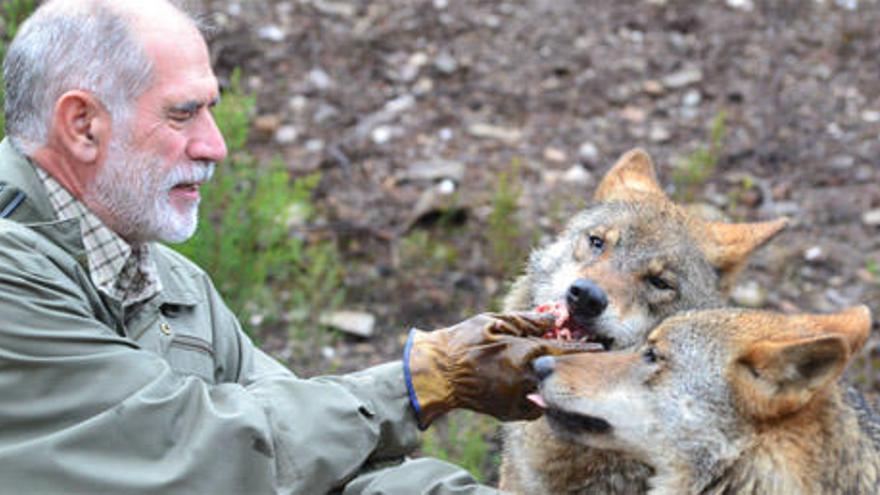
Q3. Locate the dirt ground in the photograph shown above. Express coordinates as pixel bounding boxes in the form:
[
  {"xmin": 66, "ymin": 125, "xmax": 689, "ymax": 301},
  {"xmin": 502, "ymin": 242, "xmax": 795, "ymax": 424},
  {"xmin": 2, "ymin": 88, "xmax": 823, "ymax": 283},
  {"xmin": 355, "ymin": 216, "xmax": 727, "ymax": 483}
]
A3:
[{"xmin": 198, "ymin": 0, "xmax": 880, "ymax": 390}]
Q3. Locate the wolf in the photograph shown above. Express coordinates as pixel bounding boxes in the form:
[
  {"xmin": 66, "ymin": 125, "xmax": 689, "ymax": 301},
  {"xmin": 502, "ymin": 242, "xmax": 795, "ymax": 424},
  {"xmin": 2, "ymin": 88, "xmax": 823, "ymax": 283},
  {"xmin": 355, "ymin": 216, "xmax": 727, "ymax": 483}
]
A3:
[
  {"xmin": 529, "ymin": 305, "xmax": 879, "ymax": 494},
  {"xmin": 499, "ymin": 149, "xmax": 788, "ymax": 493}
]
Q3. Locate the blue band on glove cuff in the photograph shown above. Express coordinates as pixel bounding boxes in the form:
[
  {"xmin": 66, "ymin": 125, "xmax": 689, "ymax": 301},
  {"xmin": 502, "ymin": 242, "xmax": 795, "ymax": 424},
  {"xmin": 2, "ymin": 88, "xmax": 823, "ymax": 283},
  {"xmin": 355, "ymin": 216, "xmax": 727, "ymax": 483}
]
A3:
[{"xmin": 403, "ymin": 328, "xmax": 428, "ymax": 430}]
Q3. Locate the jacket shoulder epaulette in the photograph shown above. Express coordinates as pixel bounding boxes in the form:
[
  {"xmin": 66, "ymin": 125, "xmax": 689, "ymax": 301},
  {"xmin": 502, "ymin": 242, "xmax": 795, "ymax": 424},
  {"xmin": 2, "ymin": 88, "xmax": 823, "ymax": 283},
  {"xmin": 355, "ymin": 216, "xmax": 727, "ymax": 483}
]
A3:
[{"xmin": 0, "ymin": 182, "xmax": 27, "ymax": 219}]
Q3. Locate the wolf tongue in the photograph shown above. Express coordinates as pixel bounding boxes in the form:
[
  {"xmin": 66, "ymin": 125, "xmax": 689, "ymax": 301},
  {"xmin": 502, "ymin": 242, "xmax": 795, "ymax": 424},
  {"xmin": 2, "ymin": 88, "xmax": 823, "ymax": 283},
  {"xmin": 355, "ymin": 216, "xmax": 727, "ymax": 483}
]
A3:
[{"xmin": 527, "ymin": 393, "xmax": 548, "ymax": 409}]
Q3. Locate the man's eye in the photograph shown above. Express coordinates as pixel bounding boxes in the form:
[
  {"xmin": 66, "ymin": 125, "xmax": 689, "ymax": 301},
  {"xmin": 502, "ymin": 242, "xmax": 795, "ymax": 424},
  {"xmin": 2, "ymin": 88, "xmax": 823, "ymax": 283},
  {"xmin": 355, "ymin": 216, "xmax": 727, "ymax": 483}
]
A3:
[
  {"xmin": 647, "ymin": 275, "xmax": 673, "ymax": 291},
  {"xmin": 169, "ymin": 109, "xmax": 195, "ymax": 122},
  {"xmin": 588, "ymin": 235, "xmax": 604, "ymax": 252}
]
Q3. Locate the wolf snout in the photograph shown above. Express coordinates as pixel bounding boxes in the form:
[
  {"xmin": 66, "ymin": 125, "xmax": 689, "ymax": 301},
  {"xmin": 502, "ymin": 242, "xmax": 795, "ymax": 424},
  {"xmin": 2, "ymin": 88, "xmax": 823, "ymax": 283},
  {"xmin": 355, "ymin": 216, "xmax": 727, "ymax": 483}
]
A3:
[
  {"xmin": 532, "ymin": 355, "xmax": 556, "ymax": 380},
  {"xmin": 566, "ymin": 278, "xmax": 608, "ymax": 320}
]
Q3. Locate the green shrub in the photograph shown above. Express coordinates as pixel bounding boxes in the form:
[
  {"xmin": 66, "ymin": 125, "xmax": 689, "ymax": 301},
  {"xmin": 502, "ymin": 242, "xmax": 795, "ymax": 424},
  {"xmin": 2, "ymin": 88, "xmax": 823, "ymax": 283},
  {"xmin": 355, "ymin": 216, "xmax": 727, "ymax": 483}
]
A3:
[
  {"xmin": 0, "ymin": 0, "xmax": 37, "ymax": 140},
  {"xmin": 673, "ymin": 110, "xmax": 727, "ymax": 201},
  {"xmin": 487, "ymin": 158, "xmax": 527, "ymax": 278},
  {"xmin": 174, "ymin": 70, "xmax": 345, "ymax": 335}
]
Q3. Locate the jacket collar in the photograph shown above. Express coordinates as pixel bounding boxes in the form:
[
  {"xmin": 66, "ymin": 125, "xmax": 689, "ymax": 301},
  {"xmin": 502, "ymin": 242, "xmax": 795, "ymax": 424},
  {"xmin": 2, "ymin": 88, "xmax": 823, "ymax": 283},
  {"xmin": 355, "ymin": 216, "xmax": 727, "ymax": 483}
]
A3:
[{"xmin": 0, "ymin": 138, "xmax": 196, "ymax": 307}]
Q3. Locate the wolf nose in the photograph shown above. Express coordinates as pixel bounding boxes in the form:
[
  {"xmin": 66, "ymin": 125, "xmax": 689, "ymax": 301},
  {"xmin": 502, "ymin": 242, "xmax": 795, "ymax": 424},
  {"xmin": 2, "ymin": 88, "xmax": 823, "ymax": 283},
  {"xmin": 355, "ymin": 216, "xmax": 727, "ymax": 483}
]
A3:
[
  {"xmin": 566, "ymin": 278, "xmax": 608, "ymax": 319},
  {"xmin": 532, "ymin": 355, "xmax": 556, "ymax": 380}
]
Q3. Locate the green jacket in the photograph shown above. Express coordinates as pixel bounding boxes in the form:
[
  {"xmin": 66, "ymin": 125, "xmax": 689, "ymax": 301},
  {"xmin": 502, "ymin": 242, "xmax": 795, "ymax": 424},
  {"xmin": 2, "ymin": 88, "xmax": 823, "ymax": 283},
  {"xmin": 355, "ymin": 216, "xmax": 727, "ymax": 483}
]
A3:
[{"xmin": 0, "ymin": 139, "xmax": 496, "ymax": 494}]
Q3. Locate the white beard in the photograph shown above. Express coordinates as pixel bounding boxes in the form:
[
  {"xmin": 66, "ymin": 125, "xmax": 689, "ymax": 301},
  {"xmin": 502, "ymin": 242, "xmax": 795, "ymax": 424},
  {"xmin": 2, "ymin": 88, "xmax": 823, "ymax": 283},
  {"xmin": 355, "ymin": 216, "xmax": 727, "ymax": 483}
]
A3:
[{"xmin": 85, "ymin": 136, "xmax": 215, "ymax": 244}]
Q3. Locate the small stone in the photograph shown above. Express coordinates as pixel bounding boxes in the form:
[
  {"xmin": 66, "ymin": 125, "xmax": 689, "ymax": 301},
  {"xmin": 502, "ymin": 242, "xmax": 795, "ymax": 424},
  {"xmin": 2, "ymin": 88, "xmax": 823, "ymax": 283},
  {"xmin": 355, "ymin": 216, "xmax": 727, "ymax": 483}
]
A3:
[
  {"xmin": 543, "ymin": 147, "xmax": 568, "ymax": 163},
  {"xmin": 467, "ymin": 123, "xmax": 522, "ymax": 144},
  {"xmin": 404, "ymin": 160, "xmax": 465, "ymax": 182},
  {"xmin": 662, "ymin": 67, "xmax": 703, "ymax": 89},
  {"xmin": 413, "ymin": 77, "xmax": 434, "ymax": 95},
  {"xmin": 308, "ymin": 68, "xmax": 334, "ymax": 91},
  {"xmin": 562, "ymin": 164, "xmax": 593, "ymax": 185},
  {"xmin": 731, "ymin": 280, "xmax": 766, "ymax": 308},
  {"xmin": 313, "ymin": 0, "xmax": 357, "ymax": 17},
  {"xmin": 578, "ymin": 142, "xmax": 600, "ymax": 163},
  {"xmin": 621, "ymin": 106, "xmax": 647, "ymax": 123},
  {"xmin": 726, "ymin": 0, "xmax": 754, "ymax": 10},
  {"xmin": 371, "ymin": 125, "xmax": 394, "ymax": 144},
  {"xmin": 649, "ymin": 124, "xmax": 672, "ymax": 143},
  {"xmin": 804, "ymin": 246, "xmax": 825, "ymax": 262},
  {"xmin": 438, "ymin": 179, "xmax": 456, "ymax": 195},
  {"xmin": 862, "ymin": 209, "xmax": 880, "ymax": 226},
  {"xmin": 253, "ymin": 114, "xmax": 282, "ymax": 134},
  {"xmin": 434, "ymin": 52, "xmax": 459, "ymax": 75},
  {"xmin": 319, "ymin": 311, "xmax": 376, "ymax": 338},
  {"xmin": 433, "ymin": 0, "xmax": 449, "ymax": 8},
  {"xmin": 256, "ymin": 25, "xmax": 285, "ymax": 42},
  {"xmin": 275, "ymin": 125, "xmax": 298, "ymax": 144},
  {"xmin": 643, "ymin": 80, "xmax": 665, "ymax": 96},
  {"xmin": 862, "ymin": 110, "xmax": 880, "ymax": 123},
  {"xmin": 682, "ymin": 89, "xmax": 702, "ymax": 107},
  {"xmin": 438, "ymin": 128, "xmax": 454, "ymax": 141},
  {"xmin": 305, "ymin": 139, "xmax": 324, "ymax": 152},
  {"xmin": 830, "ymin": 155, "xmax": 855, "ymax": 169},
  {"xmin": 321, "ymin": 346, "xmax": 336, "ymax": 360}
]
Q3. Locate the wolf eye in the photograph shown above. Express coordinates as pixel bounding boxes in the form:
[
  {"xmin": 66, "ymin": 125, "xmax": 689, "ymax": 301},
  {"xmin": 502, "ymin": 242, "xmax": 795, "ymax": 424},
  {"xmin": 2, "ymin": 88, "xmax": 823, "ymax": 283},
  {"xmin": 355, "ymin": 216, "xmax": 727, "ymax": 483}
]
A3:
[
  {"xmin": 588, "ymin": 235, "xmax": 604, "ymax": 252},
  {"xmin": 643, "ymin": 347, "xmax": 660, "ymax": 364},
  {"xmin": 647, "ymin": 275, "xmax": 673, "ymax": 291}
]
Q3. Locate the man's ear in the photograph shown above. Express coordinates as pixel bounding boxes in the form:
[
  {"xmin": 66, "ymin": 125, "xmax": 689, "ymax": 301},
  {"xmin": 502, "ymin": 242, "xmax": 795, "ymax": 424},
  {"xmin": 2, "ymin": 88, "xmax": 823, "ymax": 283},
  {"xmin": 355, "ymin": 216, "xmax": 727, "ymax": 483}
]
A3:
[
  {"xmin": 51, "ymin": 90, "xmax": 110, "ymax": 164},
  {"xmin": 594, "ymin": 148, "xmax": 667, "ymax": 202},
  {"xmin": 697, "ymin": 217, "xmax": 788, "ymax": 292},
  {"xmin": 733, "ymin": 306, "xmax": 871, "ymax": 421}
]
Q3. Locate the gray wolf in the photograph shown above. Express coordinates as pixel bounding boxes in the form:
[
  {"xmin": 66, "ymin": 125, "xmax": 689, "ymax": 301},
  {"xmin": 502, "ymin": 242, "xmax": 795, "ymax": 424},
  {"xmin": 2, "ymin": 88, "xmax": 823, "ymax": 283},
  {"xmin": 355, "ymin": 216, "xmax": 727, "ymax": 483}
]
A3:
[
  {"xmin": 499, "ymin": 148, "xmax": 788, "ymax": 493},
  {"xmin": 530, "ymin": 306, "xmax": 879, "ymax": 494}
]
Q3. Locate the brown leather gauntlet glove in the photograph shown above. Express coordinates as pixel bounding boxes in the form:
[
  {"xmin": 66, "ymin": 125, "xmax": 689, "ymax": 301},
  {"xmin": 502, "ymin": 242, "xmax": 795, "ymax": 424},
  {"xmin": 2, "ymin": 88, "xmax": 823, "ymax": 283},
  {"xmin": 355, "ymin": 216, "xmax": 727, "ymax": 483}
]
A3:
[{"xmin": 403, "ymin": 312, "xmax": 602, "ymax": 429}]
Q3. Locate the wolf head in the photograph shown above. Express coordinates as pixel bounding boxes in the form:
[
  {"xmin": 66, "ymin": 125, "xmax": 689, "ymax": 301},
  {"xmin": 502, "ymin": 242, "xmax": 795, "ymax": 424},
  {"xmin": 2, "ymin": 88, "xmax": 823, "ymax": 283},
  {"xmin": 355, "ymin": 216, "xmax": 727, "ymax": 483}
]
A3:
[
  {"xmin": 512, "ymin": 149, "xmax": 787, "ymax": 350},
  {"xmin": 531, "ymin": 306, "xmax": 872, "ymax": 493}
]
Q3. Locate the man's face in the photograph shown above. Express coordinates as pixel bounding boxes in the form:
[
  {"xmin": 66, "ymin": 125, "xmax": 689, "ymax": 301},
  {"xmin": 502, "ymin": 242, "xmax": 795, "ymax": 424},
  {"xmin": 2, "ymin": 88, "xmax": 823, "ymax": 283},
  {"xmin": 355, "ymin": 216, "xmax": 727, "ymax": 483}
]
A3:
[{"xmin": 86, "ymin": 20, "xmax": 227, "ymax": 244}]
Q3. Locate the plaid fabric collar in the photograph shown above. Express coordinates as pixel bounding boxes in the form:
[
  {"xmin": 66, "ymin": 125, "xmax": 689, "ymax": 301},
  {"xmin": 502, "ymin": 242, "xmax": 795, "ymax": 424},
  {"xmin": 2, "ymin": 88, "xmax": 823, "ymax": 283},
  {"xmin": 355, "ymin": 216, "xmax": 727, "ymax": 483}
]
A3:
[{"xmin": 35, "ymin": 167, "xmax": 162, "ymax": 307}]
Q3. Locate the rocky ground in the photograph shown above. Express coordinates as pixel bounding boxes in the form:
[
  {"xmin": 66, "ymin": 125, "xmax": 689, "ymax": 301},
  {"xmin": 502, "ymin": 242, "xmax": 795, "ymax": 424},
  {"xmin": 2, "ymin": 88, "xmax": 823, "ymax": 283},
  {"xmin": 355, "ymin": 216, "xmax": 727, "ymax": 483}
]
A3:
[{"xmin": 197, "ymin": 0, "xmax": 880, "ymax": 389}]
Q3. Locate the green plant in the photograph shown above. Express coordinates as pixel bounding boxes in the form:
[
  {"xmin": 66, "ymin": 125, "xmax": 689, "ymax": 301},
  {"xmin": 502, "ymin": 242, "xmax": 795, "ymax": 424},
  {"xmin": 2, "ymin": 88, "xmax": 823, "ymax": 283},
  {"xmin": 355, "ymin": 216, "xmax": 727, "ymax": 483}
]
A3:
[
  {"xmin": 174, "ymin": 69, "xmax": 345, "ymax": 335},
  {"xmin": 673, "ymin": 110, "xmax": 728, "ymax": 201},
  {"xmin": 0, "ymin": 0, "xmax": 37, "ymax": 140},
  {"xmin": 487, "ymin": 158, "xmax": 528, "ymax": 278},
  {"xmin": 420, "ymin": 411, "xmax": 499, "ymax": 483}
]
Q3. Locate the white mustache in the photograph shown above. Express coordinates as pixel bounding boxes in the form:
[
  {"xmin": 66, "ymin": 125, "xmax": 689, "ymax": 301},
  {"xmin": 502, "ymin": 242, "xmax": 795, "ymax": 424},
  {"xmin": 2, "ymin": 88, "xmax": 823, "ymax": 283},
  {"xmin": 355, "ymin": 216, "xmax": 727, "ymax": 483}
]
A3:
[{"xmin": 162, "ymin": 162, "xmax": 216, "ymax": 190}]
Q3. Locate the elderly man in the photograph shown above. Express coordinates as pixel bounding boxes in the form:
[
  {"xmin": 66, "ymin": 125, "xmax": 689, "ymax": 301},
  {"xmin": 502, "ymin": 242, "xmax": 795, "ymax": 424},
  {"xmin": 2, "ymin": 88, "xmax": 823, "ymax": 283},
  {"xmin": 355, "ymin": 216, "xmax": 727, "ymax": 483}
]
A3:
[{"xmin": 0, "ymin": 1, "xmax": 591, "ymax": 493}]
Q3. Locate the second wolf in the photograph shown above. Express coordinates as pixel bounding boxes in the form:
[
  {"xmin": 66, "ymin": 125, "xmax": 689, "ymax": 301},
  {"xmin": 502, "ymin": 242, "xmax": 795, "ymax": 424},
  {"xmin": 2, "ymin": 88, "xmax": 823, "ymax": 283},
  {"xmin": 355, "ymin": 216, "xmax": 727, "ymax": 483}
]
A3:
[
  {"xmin": 499, "ymin": 149, "xmax": 787, "ymax": 493},
  {"xmin": 530, "ymin": 306, "xmax": 879, "ymax": 494}
]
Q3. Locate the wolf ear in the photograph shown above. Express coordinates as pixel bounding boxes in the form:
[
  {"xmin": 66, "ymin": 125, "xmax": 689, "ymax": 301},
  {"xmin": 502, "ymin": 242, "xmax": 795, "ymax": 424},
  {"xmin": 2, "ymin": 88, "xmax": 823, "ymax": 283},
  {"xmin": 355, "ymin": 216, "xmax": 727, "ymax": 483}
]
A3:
[
  {"xmin": 594, "ymin": 149, "xmax": 667, "ymax": 202},
  {"xmin": 699, "ymin": 217, "xmax": 788, "ymax": 291},
  {"xmin": 734, "ymin": 306, "xmax": 871, "ymax": 420}
]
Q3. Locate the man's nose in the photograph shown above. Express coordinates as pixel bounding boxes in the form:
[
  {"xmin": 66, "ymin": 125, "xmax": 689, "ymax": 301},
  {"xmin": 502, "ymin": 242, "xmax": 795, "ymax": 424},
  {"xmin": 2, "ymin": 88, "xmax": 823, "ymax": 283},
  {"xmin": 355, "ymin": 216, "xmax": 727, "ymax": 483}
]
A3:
[{"xmin": 187, "ymin": 111, "xmax": 228, "ymax": 163}]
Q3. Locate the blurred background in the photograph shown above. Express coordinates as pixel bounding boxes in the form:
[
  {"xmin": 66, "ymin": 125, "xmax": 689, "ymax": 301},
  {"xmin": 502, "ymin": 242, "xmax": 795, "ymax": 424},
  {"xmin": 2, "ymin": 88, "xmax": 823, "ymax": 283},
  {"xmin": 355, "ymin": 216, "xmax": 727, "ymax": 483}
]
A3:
[{"xmin": 3, "ymin": 0, "xmax": 879, "ymax": 483}]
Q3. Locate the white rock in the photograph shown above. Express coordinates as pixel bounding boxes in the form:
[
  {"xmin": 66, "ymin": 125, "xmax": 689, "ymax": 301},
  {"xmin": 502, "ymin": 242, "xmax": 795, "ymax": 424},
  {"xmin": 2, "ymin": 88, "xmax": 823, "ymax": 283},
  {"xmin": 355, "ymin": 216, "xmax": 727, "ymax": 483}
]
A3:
[
  {"xmin": 308, "ymin": 68, "xmax": 334, "ymax": 91},
  {"xmin": 543, "ymin": 147, "xmax": 568, "ymax": 163},
  {"xmin": 275, "ymin": 125, "xmax": 298, "ymax": 144},
  {"xmin": 804, "ymin": 246, "xmax": 824, "ymax": 261},
  {"xmin": 663, "ymin": 67, "xmax": 703, "ymax": 89},
  {"xmin": 320, "ymin": 311, "xmax": 377, "ymax": 338},
  {"xmin": 371, "ymin": 125, "xmax": 394, "ymax": 144},
  {"xmin": 863, "ymin": 209, "xmax": 880, "ymax": 226},
  {"xmin": 563, "ymin": 164, "xmax": 593, "ymax": 185},
  {"xmin": 578, "ymin": 142, "xmax": 600, "ymax": 162},
  {"xmin": 467, "ymin": 123, "xmax": 522, "ymax": 144},
  {"xmin": 433, "ymin": 0, "xmax": 449, "ymax": 8},
  {"xmin": 682, "ymin": 89, "xmax": 702, "ymax": 107},
  {"xmin": 862, "ymin": 110, "xmax": 880, "ymax": 123},
  {"xmin": 731, "ymin": 281, "xmax": 765, "ymax": 308},
  {"xmin": 726, "ymin": 0, "xmax": 754, "ymax": 10},
  {"xmin": 438, "ymin": 179, "xmax": 456, "ymax": 195},
  {"xmin": 256, "ymin": 25, "xmax": 285, "ymax": 42},
  {"xmin": 305, "ymin": 139, "xmax": 325, "ymax": 152},
  {"xmin": 434, "ymin": 52, "xmax": 459, "ymax": 75}
]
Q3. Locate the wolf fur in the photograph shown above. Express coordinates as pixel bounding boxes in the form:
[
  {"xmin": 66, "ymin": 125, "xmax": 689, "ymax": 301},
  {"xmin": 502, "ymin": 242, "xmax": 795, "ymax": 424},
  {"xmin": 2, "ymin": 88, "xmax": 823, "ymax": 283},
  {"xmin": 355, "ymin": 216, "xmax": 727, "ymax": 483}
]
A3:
[
  {"xmin": 531, "ymin": 306, "xmax": 879, "ymax": 495},
  {"xmin": 499, "ymin": 149, "xmax": 788, "ymax": 493}
]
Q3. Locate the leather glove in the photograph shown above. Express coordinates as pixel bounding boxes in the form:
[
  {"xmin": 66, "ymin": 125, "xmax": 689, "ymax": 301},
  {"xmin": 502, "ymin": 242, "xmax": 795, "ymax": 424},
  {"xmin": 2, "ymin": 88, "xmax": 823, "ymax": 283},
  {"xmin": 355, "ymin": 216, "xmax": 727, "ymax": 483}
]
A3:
[{"xmin": 403, "ymin": 312, "xmax": 602, "ymax": 429}]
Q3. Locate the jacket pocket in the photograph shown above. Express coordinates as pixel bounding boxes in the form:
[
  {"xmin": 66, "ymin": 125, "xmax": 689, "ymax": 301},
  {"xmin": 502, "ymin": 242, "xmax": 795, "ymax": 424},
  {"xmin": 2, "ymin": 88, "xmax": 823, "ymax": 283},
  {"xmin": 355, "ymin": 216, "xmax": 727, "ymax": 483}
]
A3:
[{"xmin": 166, "ymin": 333, "xmax": 216, "ymax": 384}]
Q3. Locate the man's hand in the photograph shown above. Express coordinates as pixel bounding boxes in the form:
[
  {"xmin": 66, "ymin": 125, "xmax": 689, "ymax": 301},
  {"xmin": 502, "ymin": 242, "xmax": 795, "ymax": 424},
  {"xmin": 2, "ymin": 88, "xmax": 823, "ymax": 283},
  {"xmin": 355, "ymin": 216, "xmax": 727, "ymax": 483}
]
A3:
[{"xmin": 403, "ymin": 312, "xmax": 602, "ymax": 429}]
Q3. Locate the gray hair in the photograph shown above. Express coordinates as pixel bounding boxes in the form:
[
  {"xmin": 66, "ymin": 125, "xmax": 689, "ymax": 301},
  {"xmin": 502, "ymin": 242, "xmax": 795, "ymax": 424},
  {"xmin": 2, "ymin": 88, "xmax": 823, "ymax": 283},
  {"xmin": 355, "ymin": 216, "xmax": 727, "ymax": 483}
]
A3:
[{"xmin": 3, "ymin": 1, "xmax": 192, "ymax": 154}]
